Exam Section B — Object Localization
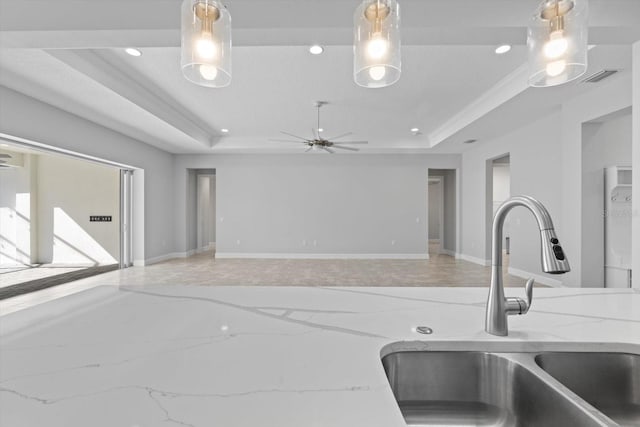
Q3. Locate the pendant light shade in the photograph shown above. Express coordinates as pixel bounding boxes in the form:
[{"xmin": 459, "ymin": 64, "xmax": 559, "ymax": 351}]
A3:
[
  {"xmin": 527, "ymin": 0, "xmax": 588, "ymax": 87},
  {"xmin": 181, "ymin": 0, "xmax": 231, "ymax": 88},
  {"xmin": 354, "ymin": 0, "xmax": 401, "ymax": 88}
]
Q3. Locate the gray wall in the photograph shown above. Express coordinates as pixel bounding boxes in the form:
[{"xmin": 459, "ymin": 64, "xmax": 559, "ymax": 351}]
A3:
[
  {"xmin": 461, "ymin": 112, "xmax": 564, "ymax": 282},
  {"xmin": 633, "ymin": 41, "xmax": 640, "ymax": 289},
  {"xmin": 174, "ymin": 154, "xmax": 461, "ymax": 257},
  {"xmin": 460, "ymin": 73, "xmax": 633, "ymax": 287}
]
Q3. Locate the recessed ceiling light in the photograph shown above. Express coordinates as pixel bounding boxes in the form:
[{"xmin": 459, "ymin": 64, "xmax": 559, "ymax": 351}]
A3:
[
  {"xmin": 495, "ymin": 45, "xmax": 512, "ymax": 55},
  {"xmin": 221, "ymin": 128, "xmax": 229, "ymax": 133},
  {"xmin": 125, "ymin": 48, "xmax": 142, "ymax": 57},
  {"xmin": 309, "ymin": 45, "xmax": 324, "ymax": 55},
  {"xmin": 411, "ymin": 128, "xmax": 420, "ymax": 133}
]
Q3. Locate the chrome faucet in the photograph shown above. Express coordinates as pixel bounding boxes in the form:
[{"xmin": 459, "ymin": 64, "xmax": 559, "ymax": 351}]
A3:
[{"xmin": 485, "ymin": 196, "xmax": 570, "ymax": 336}]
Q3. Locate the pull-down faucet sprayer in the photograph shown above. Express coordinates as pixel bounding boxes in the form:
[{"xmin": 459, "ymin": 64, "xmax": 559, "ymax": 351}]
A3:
[{"xmin": 485, "ymin": 196, "xmax": 571, "ymax": 336}]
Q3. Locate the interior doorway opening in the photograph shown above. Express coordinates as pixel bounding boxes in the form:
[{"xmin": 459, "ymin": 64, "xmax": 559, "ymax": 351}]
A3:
[
  {"xmin": 427, "ymin": 169, "xmax": 458, "ymax": 258},
  {"xmin": 488, "ymin": 155, "xmax": 511, "ymax": 268},
  {"xmin": 187, "ymin": 169, "xmax": 216, "ymax": 258}
]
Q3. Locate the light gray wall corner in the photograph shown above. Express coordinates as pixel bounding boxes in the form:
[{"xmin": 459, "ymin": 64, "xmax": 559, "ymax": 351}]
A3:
[
  {"xmin": 561, "ymin": 73, "xmax": 633, "ymax": 287},
  {"xmin": 633, "ymin": 40, "xmax": 640, "ymax": 288}
]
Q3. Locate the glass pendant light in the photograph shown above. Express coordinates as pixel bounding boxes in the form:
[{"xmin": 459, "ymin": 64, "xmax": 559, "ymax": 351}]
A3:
[
  {"xmin": 181, "ymin": 0, "xmax": 231, "ymax": 88},
  {"xmin": 354, "ymin": 0, "xmax": 401, "ymax": 88},
  {"xmin": 527, "ymin": 0, "xmax": 588, "ymax": 87}
]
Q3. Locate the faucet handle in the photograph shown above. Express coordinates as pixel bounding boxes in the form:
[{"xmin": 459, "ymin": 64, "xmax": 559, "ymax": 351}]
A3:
[
  {"xmin": 524, "ymin": 278, "xmax": 534, "ymax": 312},
  {"xmin": 505, "ymin": 278, "xmax": 534, "ymax": 316}
]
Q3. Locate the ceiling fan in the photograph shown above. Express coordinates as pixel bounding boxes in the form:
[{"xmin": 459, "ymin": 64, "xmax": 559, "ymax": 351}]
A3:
[{"xmin": 269, "ymin": 102, "xmax": 368, "ymax": 153}]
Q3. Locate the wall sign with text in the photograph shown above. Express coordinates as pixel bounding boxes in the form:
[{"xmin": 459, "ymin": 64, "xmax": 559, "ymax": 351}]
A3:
[{"xmin": 90, "ymin": 216, "xmax": 112, "ymax": 222}]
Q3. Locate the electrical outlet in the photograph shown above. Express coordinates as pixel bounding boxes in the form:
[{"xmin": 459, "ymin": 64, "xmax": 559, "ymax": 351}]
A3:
[
  {"xmin": 236, "ymin": 239, "xmax": 241, "ymax": 245},
  {"xmin": 416, "ymin": 217, "xmax": 420, "ymax": 223},
  {"xmin": 313, "ymin": 240, "xmax": 317, "ymax": 247},
  {"xmin": 391, "ymin": 240, "xmax": 396, "ymax": 246}
]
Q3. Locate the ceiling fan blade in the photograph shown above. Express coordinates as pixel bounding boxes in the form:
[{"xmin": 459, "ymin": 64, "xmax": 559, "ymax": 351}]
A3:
[
  {"xmin": 331, "ymin": 145, "xmax": 359, "ymax": 151},
  {"xmin": 332, "ymin": 141, "xmax": 369, "ymax": 145},
  {"xmin": 268, "ymin": 139, "xmax": 309, "ymax": 144},
  {"xmin": 325, "ymin": 132, "xmax": 353, "ymax": 140},
  {"xmin": 280, "ymin": 131, "xmax": 311, "ymax": 141},
  {"xmin": 323, "ymin": 147, "xmax": 335, "ymax": 154}
]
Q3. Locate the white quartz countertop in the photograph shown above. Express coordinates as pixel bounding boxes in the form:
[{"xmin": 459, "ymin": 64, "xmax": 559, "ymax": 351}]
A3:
[{"xmin": 1, "ymin": 285, "xmax": 639, "ymax": 427}]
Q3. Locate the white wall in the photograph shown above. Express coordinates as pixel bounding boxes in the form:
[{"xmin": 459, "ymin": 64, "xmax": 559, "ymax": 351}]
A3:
[
  {"xmin": 36, "ymin": 154, "xmax": 120, "ymax": 265},
  {"xmin": 581, "ymin": 112, "xmax": 632, "ymax": 287},
  {"xmin": 174, "ymin": 154, "xmax": 460, "ymax": 258},
  {"xmin": 0, "ymin": 86, "xmax": 175, "ymax": 264},
  {"xmin": 633, "ymin": 41, "xmax": 640, "ymax": 289},
  {"xmin": 561, "ymin": 73, "xmax": 633, "ymax": 287},
  {"xmin": 461, "ymin": 112, "xmax": 564, "ymax": 283},
  {"xmin": 461, "ymin": 73, "xmax": 632, "ymax": 287}
]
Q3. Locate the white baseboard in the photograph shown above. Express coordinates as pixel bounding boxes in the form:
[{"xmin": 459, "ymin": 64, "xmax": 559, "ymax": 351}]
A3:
[
  {"xmin": 134, "ymin": 251, "xmax": 193, "ymax": 267},
  {"xmin": 440, "ymin": 249, "xmax": 457, "ymax": 257},
  {"xmin": 507, "ymin": 267, "xmax": 565, "ymax": 288},
  {"xmin": 215, "ymin": 253, "xmax": 429, "ymax": 260},
  {"xmin": 459, "ymin": 253, "xmax": 491, "ymax": 266}
]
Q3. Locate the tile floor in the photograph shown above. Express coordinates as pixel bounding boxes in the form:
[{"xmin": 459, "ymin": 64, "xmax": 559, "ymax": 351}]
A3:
[{"xmin": 1, "ymin": 244, "xmax": 531, "ymax": 315}]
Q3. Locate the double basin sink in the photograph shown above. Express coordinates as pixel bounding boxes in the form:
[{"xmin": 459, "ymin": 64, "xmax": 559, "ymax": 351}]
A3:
[{"xmin": 381, "ymin": 343, "xmax": 639, "ymax": 426}]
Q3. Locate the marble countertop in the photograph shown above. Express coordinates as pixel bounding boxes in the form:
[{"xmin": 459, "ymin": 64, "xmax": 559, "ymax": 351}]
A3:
[{"xmin": 1, "ymin": 285, "xmax": 639, "ymax": 427}]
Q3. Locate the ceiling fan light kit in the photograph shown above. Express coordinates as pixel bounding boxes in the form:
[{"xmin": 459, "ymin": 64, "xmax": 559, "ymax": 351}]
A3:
[
  {"xmin": 181, "ymin": 0, "xmax": 232, "ymax": 88},
  {"xmin": 527, "ymin": 0, "xmax": 588, "ymax": 87},
  {"xmin": 353, "ymin": 0, "xmax": 401, "ymax": 88}
]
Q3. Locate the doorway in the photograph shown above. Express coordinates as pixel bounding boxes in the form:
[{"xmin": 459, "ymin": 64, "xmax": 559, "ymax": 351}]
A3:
[
  {"xmin": 427, "ymin": 169, "xmax": 458, "ymax": 258},
  {"xmin": 0, "ymin": 141, "xmax": 131, "ymax": 298},
  {"xmin": 186, "ymin": 169, "xmax": 216, "ymax": 257},
  {"xmin": 489, "ymin": 155, "xmax": 511, "ymax": 267},
  {"xmin": 428, "ymin": 177, "xmax": 444, "ymax": 255},
  {"xmin": 197, "ymin": 173, "xmax": 216, "ymax": 254}
]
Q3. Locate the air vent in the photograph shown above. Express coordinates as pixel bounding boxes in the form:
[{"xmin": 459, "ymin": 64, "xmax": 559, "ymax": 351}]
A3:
[{"xmin": 582, "ymin": 70, "xmax": 619, "ymax": 83}]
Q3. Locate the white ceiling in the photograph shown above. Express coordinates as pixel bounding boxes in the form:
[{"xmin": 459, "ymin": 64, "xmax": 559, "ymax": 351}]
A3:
[{"xmin": 0, "ymin": 0, "xmax": 638, "ymax": 154}]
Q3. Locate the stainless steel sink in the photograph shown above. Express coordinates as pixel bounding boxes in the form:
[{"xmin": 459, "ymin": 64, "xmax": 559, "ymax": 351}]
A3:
[
  {"xmin": 382, "ymin": 351, "xmax": 606, "ymax": 426},
  {"xmin": 535, "ymin": 352, "xmax": 640, "ymax": 427}
]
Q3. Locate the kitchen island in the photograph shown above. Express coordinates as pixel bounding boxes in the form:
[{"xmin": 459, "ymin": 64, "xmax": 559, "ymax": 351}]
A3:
[{"xmin": 1, "ymin": 285, "xmax": 638, "ymax": 426}]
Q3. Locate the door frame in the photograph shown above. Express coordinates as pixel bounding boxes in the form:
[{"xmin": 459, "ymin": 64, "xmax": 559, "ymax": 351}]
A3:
[
  {"xmin": 428, "ymin": 176, "xmax": 445, "ymax": 254},
  {"xmin": 119, "ymin": 169, "xmax": 133, "ymax": 268}
]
